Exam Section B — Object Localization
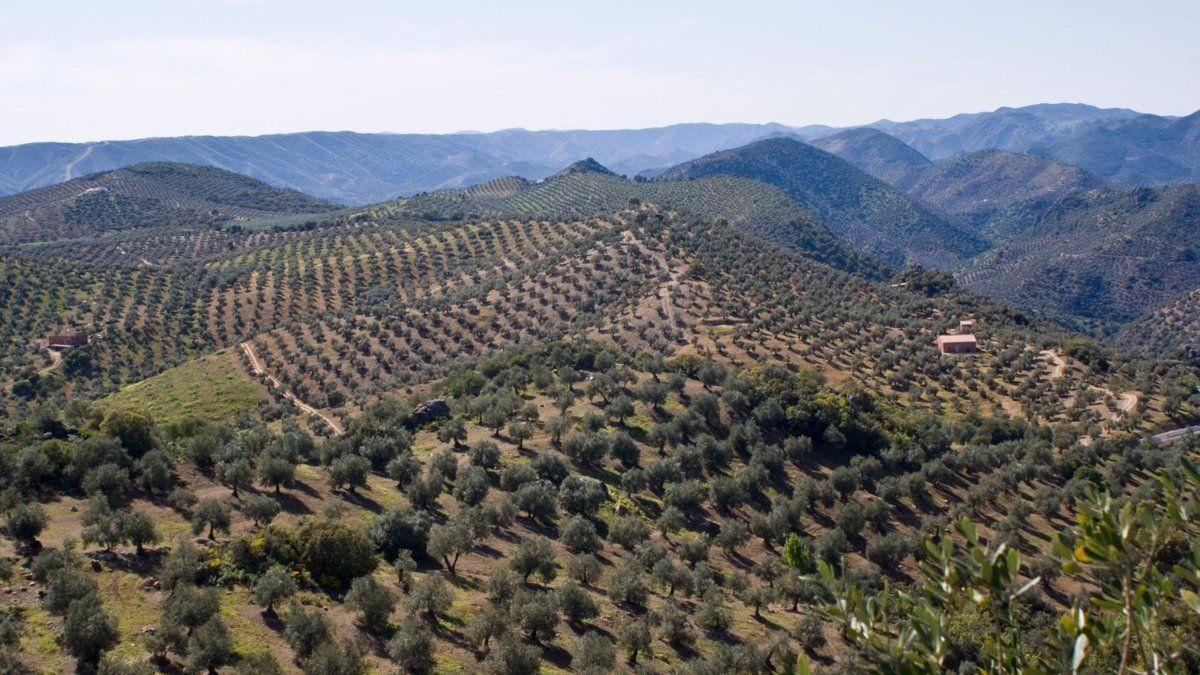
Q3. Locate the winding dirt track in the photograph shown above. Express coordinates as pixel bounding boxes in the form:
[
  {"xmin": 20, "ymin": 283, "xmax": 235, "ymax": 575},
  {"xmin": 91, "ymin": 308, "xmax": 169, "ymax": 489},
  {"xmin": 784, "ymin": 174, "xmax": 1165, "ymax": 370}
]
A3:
[
  {"xmin": 1043, "ymin": 348, "xmax": 1138, "ymax": 415},
  {"xmin": 40, "ymin": 344, "xmax": 63, "ymax": 375},
  {"xmin": 1040, "ymin": 349, "xmax": 1066, "ymax": 380},
  {"xmin": 239, "ymin": 342, "xmax": 344, "ymax": 435}
]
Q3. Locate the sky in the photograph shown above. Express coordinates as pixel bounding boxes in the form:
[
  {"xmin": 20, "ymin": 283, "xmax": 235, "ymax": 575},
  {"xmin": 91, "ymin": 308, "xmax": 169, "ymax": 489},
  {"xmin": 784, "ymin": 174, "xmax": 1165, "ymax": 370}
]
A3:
[{"xmin": 2, "ymin": 0, "xmax": 1198, "ymax": 146}]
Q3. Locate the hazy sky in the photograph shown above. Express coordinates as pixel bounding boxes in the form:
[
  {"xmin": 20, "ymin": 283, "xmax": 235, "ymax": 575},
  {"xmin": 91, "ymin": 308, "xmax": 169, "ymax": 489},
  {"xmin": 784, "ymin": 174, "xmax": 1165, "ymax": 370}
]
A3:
[{"xmin": 3, "ymin": 0, "xmax": 1198, "ymax": 145}]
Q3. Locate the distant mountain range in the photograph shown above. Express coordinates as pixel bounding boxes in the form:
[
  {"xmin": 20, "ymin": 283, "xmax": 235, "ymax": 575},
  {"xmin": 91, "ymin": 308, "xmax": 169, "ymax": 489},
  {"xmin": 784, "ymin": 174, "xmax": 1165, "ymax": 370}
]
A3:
[
  {"xmin": 1, "ymin": 103, "xmax": 1196, "ymax": 204},
  {"xmin": 0, "ymin": 124, "xmax": 807, "ymax": 204},
  {"xmin": 868, "ymin": 103, "xmax": 1142, "ymax": 160}
]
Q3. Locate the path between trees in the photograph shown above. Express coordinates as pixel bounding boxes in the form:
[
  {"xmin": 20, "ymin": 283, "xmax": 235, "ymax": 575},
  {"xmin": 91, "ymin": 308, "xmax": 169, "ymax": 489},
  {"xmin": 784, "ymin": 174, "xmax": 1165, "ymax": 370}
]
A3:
[
  {"xmin": 1043, "ymin": 348, "xmax": 1138, "ymax": 416},
  {"xmin": 239, "ymin": 342, "xmax": 344, "ymax": 435},
  {"xmin": 1040, "ymin": 349, "xmax": 1066, "ymax": 380},
  {"xmin": 40, "ymin": 343, "xmax": 63, "ymax": 376}
]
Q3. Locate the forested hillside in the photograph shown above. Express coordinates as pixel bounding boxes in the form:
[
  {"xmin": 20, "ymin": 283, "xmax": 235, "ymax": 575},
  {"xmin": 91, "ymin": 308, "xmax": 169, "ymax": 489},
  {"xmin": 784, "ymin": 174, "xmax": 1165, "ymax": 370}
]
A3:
[
  {"xmin": 869, "ymin": 103, "xmax": 1141, "ymax": 160},
  {"xmin": 0, "ymin": 163, "xmax": 338, "ymax": 245},
  {"xmin": 962, "ymin": 184, "xmax": 1200, "ymax": 330},
  {"xmin": 903, "ymin": 150, "xmax": 1110, "ymax": 243},
  {"xmin": 809, "ymin": 128, "xmax": 931, "ymax": 190},
  {"xmin": 1031, "ymin": 110, "xmax": 1200, "ymax": 186},
  {"xmin": 658, "ymin": 138, "xmax": 988, "ymax": 268}
]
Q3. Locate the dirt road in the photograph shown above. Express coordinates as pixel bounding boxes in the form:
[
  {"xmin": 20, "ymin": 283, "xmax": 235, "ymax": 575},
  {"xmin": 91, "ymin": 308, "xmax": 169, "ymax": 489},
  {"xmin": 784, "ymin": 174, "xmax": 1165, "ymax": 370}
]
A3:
[
  {"xmin": 40, "ymin": 344, "xmax": 63, "ymax": 375},
  {"xmin": 240, "ymin": 342, "xmax": 344, "ymax": 435},
  {"xmin": 1040, "ymin": 349, "xmax": 1065, "ymax": 380}
]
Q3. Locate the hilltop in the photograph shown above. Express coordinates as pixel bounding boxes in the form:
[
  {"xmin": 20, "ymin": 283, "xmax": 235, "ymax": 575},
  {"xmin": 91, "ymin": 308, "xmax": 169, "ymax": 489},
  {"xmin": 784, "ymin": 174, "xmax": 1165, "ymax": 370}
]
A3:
[
  {"xmin": 903, "ymin": 149, "xmax": 1111, "ymax": 243},
  {"xmin": 657, "ymin": 137, "xmax": 987, "ymax": 268},
  {"xmin": 809, "ymin": 127, "xmax": 931, "ymax": 189},
  {"xmin": 399, "ymin": 158, "xmax": 883, "ymax": 278},
  {"xmin": 0, "ymin": 162, "xmax": 338, "ymax": 245}
]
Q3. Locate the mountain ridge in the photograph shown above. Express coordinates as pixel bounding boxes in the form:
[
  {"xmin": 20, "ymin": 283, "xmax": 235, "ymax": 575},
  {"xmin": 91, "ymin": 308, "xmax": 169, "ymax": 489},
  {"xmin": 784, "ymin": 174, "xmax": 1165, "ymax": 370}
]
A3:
[
  {"xmin": 657, "ymin": 137, "xmax": 988, "ymax": 268},
  {"xmin": 0, "ymin": 161, "xmax": 338, "ymax": 244},
  {"xmin": 4, "ymin": 103, "xmax": 1188, "ymax": 208}
]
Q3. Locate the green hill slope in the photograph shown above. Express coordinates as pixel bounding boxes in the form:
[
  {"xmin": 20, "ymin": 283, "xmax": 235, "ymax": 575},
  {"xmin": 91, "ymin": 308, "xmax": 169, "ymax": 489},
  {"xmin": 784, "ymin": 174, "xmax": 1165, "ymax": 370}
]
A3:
[
  {"xmin": 962, "ymin": 183, "xmax": 1200, "ymax": 328},
  {"xmin": 809, "ymin": 127, "xmax": 931, "ymax": 189},
  {"xmin": 657, "ymin": 137, "xmax": 988, "ymax": 268},
  {"xmin": 904, "ymin": 150, "xmax": 1111, "ymax": 243},
  {"xmin": 400, "ymin": 160, "xmax": 886, "ymax": 277},
  {"xmin": 0, "ymin": 162, "xmax": 338, "ymax": 244}
]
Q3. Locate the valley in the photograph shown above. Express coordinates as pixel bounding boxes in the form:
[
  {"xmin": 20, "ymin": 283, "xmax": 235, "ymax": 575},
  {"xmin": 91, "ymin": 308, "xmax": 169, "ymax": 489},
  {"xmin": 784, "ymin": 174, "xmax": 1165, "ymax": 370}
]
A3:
[{"xmin": 2, "ymin": 107, "xmax": 1200, "ymax": 675}]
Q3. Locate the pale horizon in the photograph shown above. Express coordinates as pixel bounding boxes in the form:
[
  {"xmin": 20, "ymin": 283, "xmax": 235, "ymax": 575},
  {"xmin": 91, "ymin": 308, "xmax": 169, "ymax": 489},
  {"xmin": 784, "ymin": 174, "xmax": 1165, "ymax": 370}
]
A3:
[
  {"xmin": 3, "ymin": 0, "xmax": 1198, "ymax": 146},
  {"xmin": 0, "ymin": 100, "xmax": 1177, "ymax": 149}
]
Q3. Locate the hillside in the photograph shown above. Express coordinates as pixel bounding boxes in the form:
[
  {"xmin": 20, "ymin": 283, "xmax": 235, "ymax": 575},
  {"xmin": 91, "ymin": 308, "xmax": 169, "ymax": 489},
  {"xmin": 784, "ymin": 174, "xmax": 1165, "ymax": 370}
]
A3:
[
  {"xmin": 0, "ymin": 162, "xmax": 338, "ymax": 245},
  {"xmin": 1031, "ymin": 110, "xmax": 1200, "ymax": 187},
  {"xmin": 0, "ymin": 124, "xmax": 816, "ymax": 204},
  {"xmin": 1115, "ymin": 287, "xmax": 1200, "ymax": 357},
  {"xmin": 903, "ymin": 150, "xmax": 1111, "ymax": 243},
  {"xmin": 657, "ymin": 137, "xmax": 988, "ymax": 268},
  {"xmin": 962, "ymin": 183, "xmax": 1200, "ymax": 327},
  {"xmin": 1, "ymin": 166, "xmax": 1198, "ymax": 673},
  {"xmin": 400, "ymin": 160, "xmax": 884, "ymax": 278},
  {"xmin": 809, "ymin": 127, "xmax": 931, "ymax": 189},
  {"xmin": 871, "ymin": 103, "xmax": 1141, "ymax": 160}
]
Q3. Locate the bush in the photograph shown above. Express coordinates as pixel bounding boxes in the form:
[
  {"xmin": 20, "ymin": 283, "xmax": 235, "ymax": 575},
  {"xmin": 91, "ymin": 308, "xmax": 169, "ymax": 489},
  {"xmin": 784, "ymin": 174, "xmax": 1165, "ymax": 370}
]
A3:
[
  {"xmin": 303, "ymin": 640, "xmax": 365, "ymax": 675},
  {"xmin": 510, "ymin": 536, "xmax": 557, "ymax": 584},
  {"xmin": 45, "ymin": 567, "xmax": 98, "ymax": 615},
  {"xmin": 190, "ymin": 499, "xmax": 231, "ymax": 539},
  {"xmin": 574, "ymin": 631, "xmax": 616, "ymax": 672},
  {"xmin": 483, "ymin": 636, "xmax": 541, "ymax": 675},
  {"xmin": 185, "ymin": 617, "xmax": 232, "ymax": 674},
  {"xmin": 658, "ymin": 603, "xmax": 696, "ymax": 648},
  {"xmin": 560, "ymin": 515, "xmax": 601, "ymax": 554},
  {"xmin": 515, "ymin": 591, "xmax": 559, "ymax": 644},
  {"xmin": 609, "ymin": 516, "xmax": 650, "ymax": 550},
  {"xmin": 345, "ymin": 575, "xmax": 396, "ymax": 633},
  {"xmin": 556, "ymin": 579, "xmax": 599, "ymax": 625},
  {"xmin": 372, "ymin": 506, "xmax": 430, "ymax": 560},
  {"xmin": 406, "ymin": 573, "xmax": 452, "ymax": 622},
  {"xmin": 607, "ymin": 560, "xmax": 648, "ymax": 607},
  {"xmin": 62, "ymin": 594, "xmax": 119, "ymax": 664},
  {"xmin": 242, "ymin": 495, "xmax": 281, "ymax": 527},
  {"xmin": 283, "ymin": 603, "xmax": 331, "ymax": 659},
  {"xmin": 4, "ymin": 503, "xmax": 47, "ymax": 547},
  {"xmin": 299, "ymin": 520, "xmax": 377, "ymax": 588},
  {"xmin": 253, "ymin": 565, "xmax": 296, "ymax": 614},
  {"xmin": 388, "ymin": 622, "xmax": 434, "ymax": 673}
]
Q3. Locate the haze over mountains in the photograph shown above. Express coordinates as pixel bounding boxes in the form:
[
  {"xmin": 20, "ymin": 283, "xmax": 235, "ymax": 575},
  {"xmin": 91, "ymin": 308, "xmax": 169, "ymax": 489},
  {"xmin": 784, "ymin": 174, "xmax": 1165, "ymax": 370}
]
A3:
[{"xmin": 2, "ymin": 103, "xmax": 1197, "ymax": 205}]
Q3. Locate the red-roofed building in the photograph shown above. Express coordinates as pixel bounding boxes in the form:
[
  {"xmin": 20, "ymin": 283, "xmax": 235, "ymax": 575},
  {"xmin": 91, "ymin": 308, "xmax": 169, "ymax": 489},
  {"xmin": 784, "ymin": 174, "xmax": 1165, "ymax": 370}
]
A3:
[
  {"xmin": 49, "ymin": 328, "xmax": 89, "ymax": 349},
  {"xmin": 936, "ymin": 334, "xmax": 977, "ymax": 354}
]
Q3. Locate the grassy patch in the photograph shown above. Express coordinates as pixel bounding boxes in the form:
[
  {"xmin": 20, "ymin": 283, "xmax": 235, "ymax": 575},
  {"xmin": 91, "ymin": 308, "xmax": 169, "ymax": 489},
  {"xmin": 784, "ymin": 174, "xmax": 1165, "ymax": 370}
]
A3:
[
  {"xmin": 96, "ymin": 571, "xmax": 158, "ymax": 662},
  {"xmin": 98, "ymin": 350, "xmax": 265, "ymax": 427}
]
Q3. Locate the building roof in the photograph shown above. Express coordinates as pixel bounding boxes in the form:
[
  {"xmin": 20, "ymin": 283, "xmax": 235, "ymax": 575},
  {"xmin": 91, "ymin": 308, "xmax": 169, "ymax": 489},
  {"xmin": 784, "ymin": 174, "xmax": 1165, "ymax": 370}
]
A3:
[
  {"xmin": 936, "ymin": 334, "xmax": 977, "ymax": 344},
  {"xmin": 53, "ymin": 328, "xmax": 84, "ymax": 337}
]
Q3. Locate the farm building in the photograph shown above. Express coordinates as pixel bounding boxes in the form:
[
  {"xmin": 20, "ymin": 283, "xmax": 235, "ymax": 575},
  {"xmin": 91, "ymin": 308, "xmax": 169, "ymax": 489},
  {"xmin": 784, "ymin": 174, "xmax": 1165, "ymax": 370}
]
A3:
[
  {"xmin": 936, "ymin": 334, "xmax": 977, "ymax": 354},
  {"xmin": 48, "ymin": 328, "xmax": 89, "ymax": 349},
  {"xmin": 959, "ymin": 319, "xmax": 975, "ymax": 332}
]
